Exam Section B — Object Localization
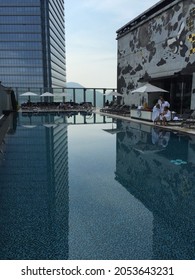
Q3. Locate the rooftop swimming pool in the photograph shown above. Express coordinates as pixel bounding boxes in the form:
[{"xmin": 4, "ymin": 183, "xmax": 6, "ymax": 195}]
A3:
[{"xmin": 0, "ymin": 112, "xmax": 195, "ymax": 260}]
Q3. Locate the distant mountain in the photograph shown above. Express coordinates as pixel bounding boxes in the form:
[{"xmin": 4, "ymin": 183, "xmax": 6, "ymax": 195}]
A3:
[
  {"xmin": 65, "ymin": 82, "xmax": 111, "ymax": 107},
  {"xmin": 66, "ymin": 82, "xmax": 84, "ymax": 88}
]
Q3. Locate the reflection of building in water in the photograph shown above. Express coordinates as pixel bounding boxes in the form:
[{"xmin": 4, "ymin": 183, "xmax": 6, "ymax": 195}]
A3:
[
  {"xmin": 20, "ymin": 111, "xmax": 112, "ymax": 126},
  {"xmin": 0, "ymin": 114, "xmax": 69, "ymax": 259},
  {"xmin": 115, "ymin": 120, "xmax": 195, "ymax": 259}
]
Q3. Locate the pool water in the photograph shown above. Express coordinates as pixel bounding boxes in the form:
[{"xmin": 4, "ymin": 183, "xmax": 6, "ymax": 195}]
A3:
[{"xmin": 0, "ymin": 113, "xmax": 195, "ymax": 260}]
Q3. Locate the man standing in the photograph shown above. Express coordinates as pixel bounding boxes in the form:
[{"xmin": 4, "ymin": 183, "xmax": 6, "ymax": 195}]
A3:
[{"xmin": 158, "ymin": 96, "xmax": 170, "ymax": 113}]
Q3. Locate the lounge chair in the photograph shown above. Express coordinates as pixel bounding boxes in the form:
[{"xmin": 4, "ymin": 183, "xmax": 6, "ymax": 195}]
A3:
[
  {"xmin": 100, "ymin": 104, "xmax": 118, "ymax": 113},
  {"xmin": 181, "ymin": 110, "xmax": 195, "ymax": 128}
]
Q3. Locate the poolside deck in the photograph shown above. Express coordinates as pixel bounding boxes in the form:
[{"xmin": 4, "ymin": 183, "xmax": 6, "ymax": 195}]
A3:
[
  {"xmin": 95, "ymin": 108, "xmax": 195, "ymax": 136},
  {"xmin": 19, "ymin": 107, "xmax": 93, "ymax": 115},
  {"xmin": 2, "ymin": 106, "xmax": 194, "ymax": 136}
]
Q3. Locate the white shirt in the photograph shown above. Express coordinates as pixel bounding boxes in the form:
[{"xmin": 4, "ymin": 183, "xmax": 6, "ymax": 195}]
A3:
[
  {"xmin": 152, "ymin": 105, "xmax": 160, "ymax": 121},
  {"xmin": 160, "ymin": 100, "xmax": 170, "ymax": 113},
  {"xmin": 160, "ymin": 109, "xmax": 171, "ymax": 121}
]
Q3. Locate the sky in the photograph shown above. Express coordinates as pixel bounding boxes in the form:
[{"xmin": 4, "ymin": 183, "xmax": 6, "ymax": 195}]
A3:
[{"xmin": 65, "ymin": 0, "xmax": 160, "ymax": 88}]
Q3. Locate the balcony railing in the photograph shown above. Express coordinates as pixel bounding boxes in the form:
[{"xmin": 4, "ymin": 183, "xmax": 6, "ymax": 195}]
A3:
[{"xmin": 14, "ymin": 87, "xmax": 117, "ymax": 108}]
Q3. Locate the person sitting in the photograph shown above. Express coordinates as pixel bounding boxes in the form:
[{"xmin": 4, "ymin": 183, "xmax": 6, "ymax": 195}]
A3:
[
  {"xmin": 160, "ymin": 106, "xmax": 171, "ymax": 126},
  {"xmin": 58, "ymin": 102, "xmax": 65, "ymax": 109},
  {"xmin": 105, "ymin": 99, "xmax": 109, "ymax": 106}
]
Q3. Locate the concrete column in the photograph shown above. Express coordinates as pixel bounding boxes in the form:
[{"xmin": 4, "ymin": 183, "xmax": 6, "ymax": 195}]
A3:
[{"xmin": 190, "ymin": 73, "xmax": 195, "ymax": 110}]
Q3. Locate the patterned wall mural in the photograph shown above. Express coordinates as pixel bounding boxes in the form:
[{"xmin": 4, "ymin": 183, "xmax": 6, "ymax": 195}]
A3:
[{"xmin": 117, "ymin": 0, "xmax": 195, "ymax": 106}]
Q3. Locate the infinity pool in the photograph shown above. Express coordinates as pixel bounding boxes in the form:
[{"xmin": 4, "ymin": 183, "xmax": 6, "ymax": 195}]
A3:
[{"xmin": 0, "ymin": 113, "xmax": 195, "ymax": 260}]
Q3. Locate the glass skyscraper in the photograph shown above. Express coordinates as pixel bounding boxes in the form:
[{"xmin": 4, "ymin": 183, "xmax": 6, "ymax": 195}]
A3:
[{"xmin": 0, "ymin": 0, "xmax": 66, "ymax": 90}]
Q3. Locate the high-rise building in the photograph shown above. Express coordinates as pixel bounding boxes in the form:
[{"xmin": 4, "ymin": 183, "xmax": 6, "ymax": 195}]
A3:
[{"xmin": 0, "ymin": 0, "xmax": 66, "ymax": 90}]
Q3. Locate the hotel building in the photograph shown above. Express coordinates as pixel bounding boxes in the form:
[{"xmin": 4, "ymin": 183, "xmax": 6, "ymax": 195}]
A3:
[{"xmin": 117, "ymin": 0, "xmax": 195, "ymax": 113}]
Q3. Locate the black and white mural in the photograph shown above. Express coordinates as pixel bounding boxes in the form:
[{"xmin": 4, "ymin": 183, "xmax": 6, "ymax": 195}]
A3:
[{"xmin": 117, "ymin": 0, "xmax": 195, "ymax": 107}]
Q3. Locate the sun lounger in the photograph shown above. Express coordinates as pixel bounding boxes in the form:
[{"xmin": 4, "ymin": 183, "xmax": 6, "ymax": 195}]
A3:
[
  {"xmin": 181, "ymin": 110, "xmax": 195, "ymax": 128},
  {"xmin": 181, "ymin": 118, "xmax": 195, "ymax": 128}
]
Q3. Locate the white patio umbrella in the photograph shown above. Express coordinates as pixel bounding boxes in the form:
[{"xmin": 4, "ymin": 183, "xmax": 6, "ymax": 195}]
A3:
[
  {"xmin": 20, "ymin": 91, "xmax": 38, "ymax": 97},
  {"xmin": 40, "ymin": 92, "xmax": 54, "ymax": 97},
  {"xmin": 104, "ymin": 90, "xmax": 123, "ymax": 97},
  {"xmin": 20, "ymin": 91, "xmax": 38, "ymax": 102},
  {"xmin": 131, "ymin": 83, "xmax": 168, "ymax": 93}
]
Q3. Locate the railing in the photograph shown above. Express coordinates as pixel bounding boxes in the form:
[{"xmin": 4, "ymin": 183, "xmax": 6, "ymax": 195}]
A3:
[{"xmin": 13, "ymin": 87, "xmax": 117, "ymax": 108}]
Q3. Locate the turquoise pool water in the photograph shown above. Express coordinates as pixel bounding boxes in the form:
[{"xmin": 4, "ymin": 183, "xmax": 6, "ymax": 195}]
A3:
[{"xmin": 0, "ymin": 113, "xmax": 195, "ymax": 260}]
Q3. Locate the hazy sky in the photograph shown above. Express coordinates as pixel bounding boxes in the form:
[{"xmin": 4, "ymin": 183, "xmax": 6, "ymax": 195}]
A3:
[{"xmin": 65, "ymin": 0, "xmax": 160, "ymax": 88}]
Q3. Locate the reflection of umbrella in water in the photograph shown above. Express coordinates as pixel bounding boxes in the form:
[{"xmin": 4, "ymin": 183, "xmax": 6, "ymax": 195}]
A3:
[
  {"xmin": 131, "ymin": 83, "xmax": 168, "ymax": 93},
  {"xmin": 133, "ymin": 143, "xmax": 165, "ymax": 154},
  {"xmin": 43, "ymin": 124, "xmax": 57, "ymax": 128},
  {"xmin": 22, "ymin": 125, "xmax": 37, "ymax": 129},
  {"xmin": 103, "ymin": 128, "xmax": 123, "ymax": 134},
  {"xmin": 21, "ymin": 114, "xmax": 35, "ymax": 127},
  {"xmin": 103, "ymin": 120, "xmax": 123, "ymax": 134},
  {"xmin": 20, "ymin": 91, "xmax": 38, "ymax": 102}
]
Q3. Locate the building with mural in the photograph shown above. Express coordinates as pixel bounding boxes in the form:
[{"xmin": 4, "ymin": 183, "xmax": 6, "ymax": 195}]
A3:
[{"xmin": 116, "ymin": 0, "xmax": 195, "ymax": 114}]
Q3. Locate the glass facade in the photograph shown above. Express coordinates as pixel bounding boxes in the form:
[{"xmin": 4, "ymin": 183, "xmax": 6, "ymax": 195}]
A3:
[{"xmin": 0, "ymin": 0, "xmax": 66, "ymax": 89}]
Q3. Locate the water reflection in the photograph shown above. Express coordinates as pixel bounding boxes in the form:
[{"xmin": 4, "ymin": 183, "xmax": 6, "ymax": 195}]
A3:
[
  {"xmin": 0, "ymin": 115, "xmax": 69, "ymax": 259},
  {"xmin": 1, "ymin": 113, "xmax": 195, "ymax": 260},
  {"xmin": 0, "ymin": 113, "xmax": 113, "ymax": 260},
  {"xmin": 115, "ymin": 120, "xmax": 195, "ymax": 259},
  {"xmin": 20, "ymin": 111, "xmax": 112, "ymax": 125}
]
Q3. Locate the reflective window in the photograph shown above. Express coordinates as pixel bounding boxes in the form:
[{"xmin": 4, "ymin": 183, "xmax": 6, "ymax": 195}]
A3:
[
  {"xmin": 49, "ymin": 9, "xmax": 64, "ymax": 34},
  {"xmin": 0, "ymin": 7, "xmax": 40, "ymax": 15},
  {"xmin": 0, "ymin": 0, "xmax": 40, "ymax": 6},
  {"xmin": 0, "ymin": 25, "xmax": 41, "ymax": 33},
  {"xmin": 50, "ymin": 22, "xmax": 65, "ymax": 46},
  {"xmin": 50, "ymin": 37, "xmax": 65, "ymax": 57},
  {"xmin": 51, "ymin": 53, "xmax": 66, "ymax": 69},
  {"xmin": 0, "ymin": 67, "xmax": 43, "ymax": 75},
  {"xmin": 6, "ymin": 82, "xmax": 43, "ymax": 88},
  {"xmin": 51, "ymin": 61, "xmax": 65, "ymax": 73},
  {"xmin": 51, "ymin": 77, "xmax": 66, "ymax": 88},
  {"xmin": 0, "ymin": 16, "xmax": 41, "ymax": 24},
  {"xmin": 0, "ymin": 42, "xmax": 42, "ymax": 50},
  {"xmin": 0, "ymin": 0, "xmax": 65, "ymax": 88},
  {"xmin": 0, "ymin": 58, "xmax": 42, "ymax": 66},
  {"xmin": 0, "ymin": 75, "xmax": 43, "ymax": 83},
  {"xmin": 0, "ymin": 50, "xmax": 42, "ymax": 58},
  {"xmin": 0, "ymin": 34, "xmax": 41, "ymax": 41},
  {"xmin": 51, "ymin": 46, "xmax": 65, "ymax": 60},
  {"xmin": 51, "ymin": 69, "xmax": 66, "ymax": 83}
]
